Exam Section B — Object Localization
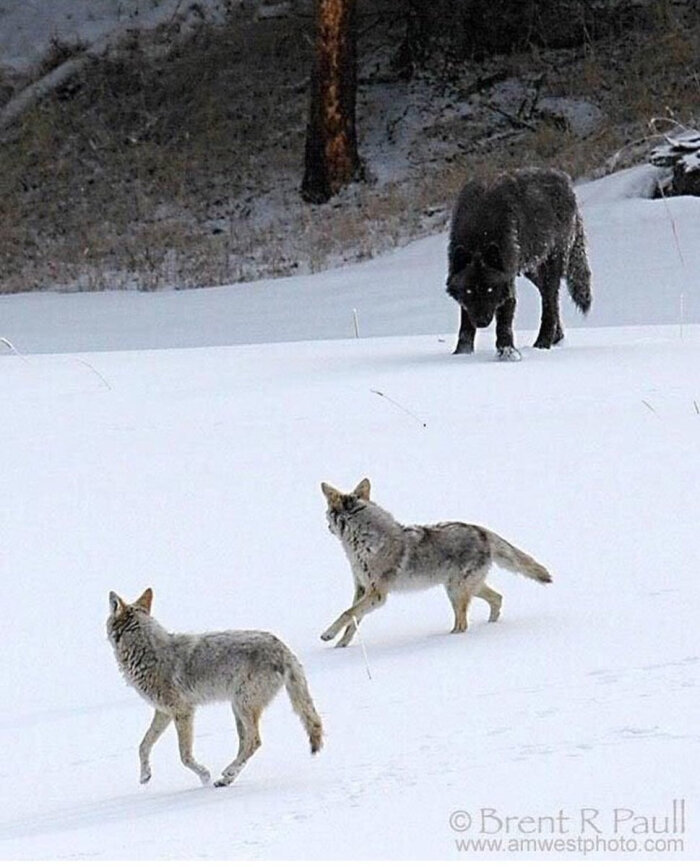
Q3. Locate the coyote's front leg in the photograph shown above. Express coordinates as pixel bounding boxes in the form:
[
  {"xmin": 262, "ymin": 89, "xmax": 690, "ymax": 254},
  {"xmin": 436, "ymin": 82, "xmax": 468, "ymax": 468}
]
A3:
[
  {"xmin": 321, "ymin": 586, "xmax": 386, "ymax": 644},
  {"xmin": 139, "ymin": 709, "xmax": 171, "ymax": 784},
  {"xmin": 335, "ymin": 585, "xmax": 365, "ymax": 648},
  {"xmin": 174, "ymin": 711, "xmax": 211, "ymax": 786}
]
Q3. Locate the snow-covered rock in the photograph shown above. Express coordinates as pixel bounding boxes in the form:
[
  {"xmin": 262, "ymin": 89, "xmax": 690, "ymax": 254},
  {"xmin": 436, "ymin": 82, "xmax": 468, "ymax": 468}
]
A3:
[{"xmin": 649, "ymin": 129, "xmax": 700, "ymax": 197}]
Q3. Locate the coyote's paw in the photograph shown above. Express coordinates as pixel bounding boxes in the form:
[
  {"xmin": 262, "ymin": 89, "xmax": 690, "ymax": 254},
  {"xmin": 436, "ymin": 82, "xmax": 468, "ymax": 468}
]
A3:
[
  {"xmin": 320, "ymin": 628, "xmax": 336, "ymax": 642},
  {"xmin": 213, "ymin": 776, "xmax": 233, "ymax": 788},
  {"xmin": 496, "ymin": 346, "xmax": 522, "ymax": 362},
  {"xmin": 140, "ymin": 769, "xmax": 152, "ymax": 785}
]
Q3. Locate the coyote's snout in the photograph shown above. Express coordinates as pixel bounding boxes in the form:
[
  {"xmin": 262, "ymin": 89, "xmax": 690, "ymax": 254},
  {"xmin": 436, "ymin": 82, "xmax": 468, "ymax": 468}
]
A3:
[
  {"xmin": 321, "ymin": 479, "xmax": 552, "ymax": 646},
  {"xmin": 107, "ymin": 589, "xmax": 323, "ymax": 788}
]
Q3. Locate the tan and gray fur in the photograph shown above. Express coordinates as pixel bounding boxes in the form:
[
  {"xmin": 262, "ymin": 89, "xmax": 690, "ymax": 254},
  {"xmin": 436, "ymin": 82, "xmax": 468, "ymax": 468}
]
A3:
[
  {"xmin": 321, "ymin": 479, "xmax": 551, "ymax": 646},
  {"xmin": 107, "ymin": 589, "xmax": 323, "ymax": 788}
]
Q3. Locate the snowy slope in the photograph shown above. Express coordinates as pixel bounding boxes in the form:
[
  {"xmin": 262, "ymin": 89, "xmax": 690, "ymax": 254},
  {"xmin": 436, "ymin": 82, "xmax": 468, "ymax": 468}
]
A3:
[
  {"xmin": 0, "ymin": 169, "xmax": 698, "ymax": 859},
  {"xmin": 0, "ymin": 0, "xmax": 235, "ymax": 73},
  {"xmin": 1, "ymin": 165, "xmax": 698, "ymax": 355}
]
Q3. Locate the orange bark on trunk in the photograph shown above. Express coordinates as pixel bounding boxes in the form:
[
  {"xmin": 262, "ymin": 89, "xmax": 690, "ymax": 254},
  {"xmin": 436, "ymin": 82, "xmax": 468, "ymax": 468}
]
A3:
[{"xmin": 301, "ymin": 0, "xmax": 360, "ymax": 203}]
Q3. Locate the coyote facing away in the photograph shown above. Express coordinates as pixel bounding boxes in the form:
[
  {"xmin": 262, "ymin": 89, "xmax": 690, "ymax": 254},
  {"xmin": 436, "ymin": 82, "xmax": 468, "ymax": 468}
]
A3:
[
  {"xmin": 321, "ymin": 479, "xmax": 552, "ymax": 647},
  {"xmin": 107, "ymin": 589, "xmax": 323, "ymax": 788},
  {"xmin": 446, "ymin": 167, "xmax": 592, "ymax": 359}
]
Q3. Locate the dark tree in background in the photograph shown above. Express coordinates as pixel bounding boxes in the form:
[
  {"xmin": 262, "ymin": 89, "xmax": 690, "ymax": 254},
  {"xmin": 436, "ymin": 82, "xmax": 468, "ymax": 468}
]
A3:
[
  {"xmin": 393, "ymin": 0, "xmax": 664, "ymax": 67},
  {"xmin": 301, "ymin": 0, "xmax": 361, "ymax": 203},
  {"xmin": 298, "ymin": 0, "xmax": 689, "ymax": 200}
]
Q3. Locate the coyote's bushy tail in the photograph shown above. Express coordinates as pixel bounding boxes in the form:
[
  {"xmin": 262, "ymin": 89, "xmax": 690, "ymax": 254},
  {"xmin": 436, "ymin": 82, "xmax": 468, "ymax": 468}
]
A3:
[
  {"xmin": 566, "ymin": 211, "xmax": 592, "ymax": 314},
  {"xmin": 485, "ymin": 530, "xmax": 552, "ymax": 584},
  {"xmin": 283, "ymin": 652, "xmax": 323, "ymax": 754}
]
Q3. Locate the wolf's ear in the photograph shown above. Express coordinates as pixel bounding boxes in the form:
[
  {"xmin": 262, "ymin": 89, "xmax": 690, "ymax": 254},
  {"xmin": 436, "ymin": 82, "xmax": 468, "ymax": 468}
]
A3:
[
  {"xmin": 134, "ymin": 588, "xmax": 153, "ymax": 613},
  {"xmin": 353, "ymin": 478, "xmax": 371, "ymax": 501},
  {"xmin": 484, "ymin": 242, "xmax": 504, "ymax": 272},
  {"xmin": 451, "ymin": 244, "xmax": 472, "ymax": 272},
  {"xmin": 109, "ymin": 591, "xmax": 125, "ymax": 616},
  {"xmin": 321, "ymin": 482, "xmax": 344, "ymax": 509}
]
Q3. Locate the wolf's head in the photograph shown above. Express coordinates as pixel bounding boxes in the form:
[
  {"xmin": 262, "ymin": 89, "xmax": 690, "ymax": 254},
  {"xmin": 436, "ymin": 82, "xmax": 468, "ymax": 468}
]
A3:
[
  {"xmin": 446, "ymin": 242, "xmax": 512, "ymax": 328},
  {"xmin": 321, "ymin": 478, "xmax": 371, "ymax": 538},
  {"xmin": 106, "ymin": 588, "xmax": 153, "ymax": 647}
]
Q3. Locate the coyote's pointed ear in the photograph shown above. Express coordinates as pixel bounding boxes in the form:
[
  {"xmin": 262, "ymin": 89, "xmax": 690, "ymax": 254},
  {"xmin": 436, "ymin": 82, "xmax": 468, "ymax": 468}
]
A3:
[
  {"xmin": 109, "ymin": 591, "xmax": 125, "ymax": 616},
  {"xmin": 353, "ymin": 478, "xmax": 371, "ymax": 501},
  {"xmin": 134, "ymin": 588, "xmax": 153, "ymax": 613},
  {"xmin": 321, "ymin": 482, "xmax": 343, "ymax": 509}
]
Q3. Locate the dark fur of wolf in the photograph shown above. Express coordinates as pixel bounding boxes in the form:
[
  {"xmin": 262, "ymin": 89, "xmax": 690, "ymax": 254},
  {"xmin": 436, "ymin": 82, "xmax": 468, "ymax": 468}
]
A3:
[{"xmin": 446, "ymin": 167, "xmax": 592, "ymax": 358}]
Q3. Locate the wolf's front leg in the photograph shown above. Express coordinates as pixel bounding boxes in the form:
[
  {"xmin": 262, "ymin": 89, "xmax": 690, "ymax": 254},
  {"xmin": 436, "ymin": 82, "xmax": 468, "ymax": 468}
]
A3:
[
  {"xmin": 495, "ymin": 296, "xmax": 521, "ymax": 361},
  {"xmin": 139, "ymin": 709, "xmax": 171, "ymax": 784},
  {"xmin": 454, "ymin": 307, "xmax": 476, "ymax": 355},
  {"xmin": 321, "ymin": 586, "xmax": 386, "ymax": 644}
]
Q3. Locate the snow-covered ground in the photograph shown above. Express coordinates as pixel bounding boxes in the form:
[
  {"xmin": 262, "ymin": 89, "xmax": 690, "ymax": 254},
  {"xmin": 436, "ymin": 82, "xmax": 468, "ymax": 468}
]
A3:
[
  {"xmin": 0, "ymin": 0, "xmax": 235, "ymax": 73},
  {"xmin": 0, "ymin": 165, "xmax": 696, "ymax": 355},
  {"xmin": 0, "ymin": 167, "xmax": 699, "ymax": 859}
]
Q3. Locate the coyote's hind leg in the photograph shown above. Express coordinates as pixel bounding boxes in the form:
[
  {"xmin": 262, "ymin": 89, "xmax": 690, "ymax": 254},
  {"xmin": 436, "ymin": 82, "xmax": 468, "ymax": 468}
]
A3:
[
  {"xmin": 476, "ymin": 584, "xmax": 502, "ymax": 622},
  {"xmin": 215, "ymin": 704, "xmax": 262, "ymax": 787}
]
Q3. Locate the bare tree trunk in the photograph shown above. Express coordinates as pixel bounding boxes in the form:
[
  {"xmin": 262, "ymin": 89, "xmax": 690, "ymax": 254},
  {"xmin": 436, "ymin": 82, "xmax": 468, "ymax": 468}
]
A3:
[
  {"xmin": 301, "ymin": 0, "xmax": 361, "ymax": 203},
  {"xmin": 394, "ymin": 1, "xmax": 431, "ymax": 80}
]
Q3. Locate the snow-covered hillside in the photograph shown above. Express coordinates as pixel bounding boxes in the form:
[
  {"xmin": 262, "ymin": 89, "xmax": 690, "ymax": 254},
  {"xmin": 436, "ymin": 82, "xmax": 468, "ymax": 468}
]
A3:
[
  {"xmin": 0, "ymin": 168, "xmax": 698, "ymax": 859},
  {"xmin": 0, "ymin": 0, "xmax": 235, "ymax": 72},
  {"xmin": 1, "ymin": 165, "xmax": 697, "ymax": 355}
]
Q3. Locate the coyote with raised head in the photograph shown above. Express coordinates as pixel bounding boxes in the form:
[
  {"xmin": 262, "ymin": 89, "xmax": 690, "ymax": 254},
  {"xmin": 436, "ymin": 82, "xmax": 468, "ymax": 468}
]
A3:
[
  {"xmin": 446, "ymin": 167, "xmax": 592, "ymax": 359},
  {"xmin": 107, "ymin": 589, "xmax": 323, "ymax": 788},
  {"xmin": 320, "ymin": 479, "xmax": 551, "ymax": 647}
]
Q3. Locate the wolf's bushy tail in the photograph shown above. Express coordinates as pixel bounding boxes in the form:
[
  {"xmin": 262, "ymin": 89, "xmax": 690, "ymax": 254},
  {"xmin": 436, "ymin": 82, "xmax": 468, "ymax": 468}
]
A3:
[
  {"xmin": 485, "ymin": 530, "xmax": 552, "ymax": 584},
  {"xmin": 566, "ymin": 211, "xmax": 592, "ymax": 314},
  {"xmin": 283, "ymin": 652, "xmax": 323, "ymax": 754}
]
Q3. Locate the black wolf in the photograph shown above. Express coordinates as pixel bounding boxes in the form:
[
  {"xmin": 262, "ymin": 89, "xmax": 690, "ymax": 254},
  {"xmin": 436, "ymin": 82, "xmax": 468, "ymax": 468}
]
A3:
[{"xmin": 446, "ymin": 168, "xmax": 592, "ymax": 359}]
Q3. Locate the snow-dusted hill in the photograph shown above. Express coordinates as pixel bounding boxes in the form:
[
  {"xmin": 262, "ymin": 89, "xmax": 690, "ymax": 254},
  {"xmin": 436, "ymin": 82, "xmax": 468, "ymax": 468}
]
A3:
[
  {"xmin": 0, "ymin": 165, "xmax": 697, "ymax": 355},
  {"xmin": 0, "ymin": 167, "xmax": 698, "ymax": 859},
  {"xmin": 0, "ymin": 0, "xmax": 235, "ymax": 73}
]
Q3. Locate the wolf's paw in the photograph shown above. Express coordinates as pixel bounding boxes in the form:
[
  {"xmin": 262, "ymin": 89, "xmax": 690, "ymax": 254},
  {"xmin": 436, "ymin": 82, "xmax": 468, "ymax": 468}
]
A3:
[
  {"xmin": 496, "ymin": 346, "xmax": 522, "ymax": 362},
  {"xmin": 320, "ymin": 628, "xmax": 336, "ymax": 642},
  {"xmin": 140, "ymin": 769, "xmax": 152, "ymax": 785},
  {"xmin": 533, "ymin": 337, "xmax": 553, "ymax": 349},
  {"xmin": 199, "ymin": 770, "xmax": 212, "ymax": 787}
]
